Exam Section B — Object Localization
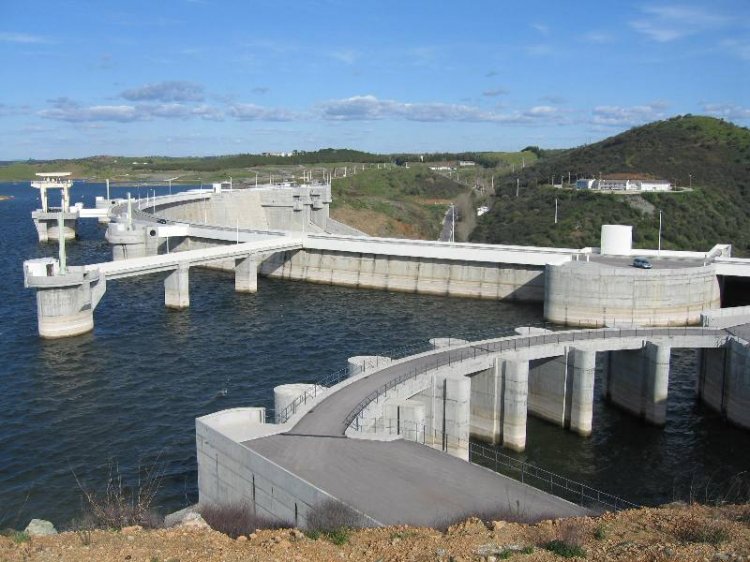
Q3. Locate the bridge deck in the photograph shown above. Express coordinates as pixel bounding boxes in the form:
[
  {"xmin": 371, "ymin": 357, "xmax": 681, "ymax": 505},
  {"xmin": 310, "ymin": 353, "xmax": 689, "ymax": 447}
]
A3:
[{"xmin": 243, "ymin": 434, "xmax": 584, "ymax": 527}]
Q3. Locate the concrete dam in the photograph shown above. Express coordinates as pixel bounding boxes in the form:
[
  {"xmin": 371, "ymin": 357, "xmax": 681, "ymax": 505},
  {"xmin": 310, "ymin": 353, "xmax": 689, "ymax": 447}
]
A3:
[
  {"xmin": 21, "ymin": 180, "xmax": 750, "ymax": 527},
  {"xmin": 24, "ymin": 183, "xmax": 748, "ymax": 339}
]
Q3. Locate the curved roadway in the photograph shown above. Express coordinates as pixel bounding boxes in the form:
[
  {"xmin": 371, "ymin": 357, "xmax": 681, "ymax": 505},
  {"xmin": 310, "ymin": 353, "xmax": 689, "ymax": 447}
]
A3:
[{"xmin": 242, "ymin": 327, "xmax": 733, "ymax": 526}]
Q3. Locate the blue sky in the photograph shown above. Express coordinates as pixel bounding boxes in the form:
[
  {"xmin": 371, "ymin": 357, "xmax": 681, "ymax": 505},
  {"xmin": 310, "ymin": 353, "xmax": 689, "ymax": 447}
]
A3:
[{"xmin": 1, "ymin": 1, "xmax": 748, "ymax": 159}]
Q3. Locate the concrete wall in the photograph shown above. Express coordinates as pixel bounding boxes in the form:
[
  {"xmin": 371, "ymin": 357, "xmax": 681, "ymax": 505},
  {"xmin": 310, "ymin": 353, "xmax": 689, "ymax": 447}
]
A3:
[
  {"xmin": 699, "ymin": 340, "xmax": 750, "ymax": 429},
  {"xmin": 154, "ymin": 186, "xmax": 331, "ymax": 232},
  {"xmin": 261, "ymin": 249, "xmax": 545, "ymax": 301},
  {"xmin": 528, "ymin": 354, "xmax": 570, "ymax": 426},
  {"xmin": 196, "ymin": 409, "xmax": 378, "ymax": 528},
  {"xmin": 545, "ymin": 262, "xmax": 721, "ymax": 327}
]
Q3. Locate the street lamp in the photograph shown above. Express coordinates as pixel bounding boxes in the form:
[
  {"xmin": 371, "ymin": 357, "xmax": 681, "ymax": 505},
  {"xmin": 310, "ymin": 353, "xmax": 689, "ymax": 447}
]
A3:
[
  {"xmin": 166, "ymin": 175, "xmax": 182, "ymax": 196},
  {"xmin": 658, "ymin": 209, "xmax": 663, "ymax": 256}
]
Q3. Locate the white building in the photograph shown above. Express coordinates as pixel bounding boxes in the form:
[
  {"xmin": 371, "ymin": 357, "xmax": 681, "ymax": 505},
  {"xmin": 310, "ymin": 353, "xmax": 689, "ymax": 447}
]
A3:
[{"xmin": 576, "ymin": 177, "xmax": 672, "ymax": 192}]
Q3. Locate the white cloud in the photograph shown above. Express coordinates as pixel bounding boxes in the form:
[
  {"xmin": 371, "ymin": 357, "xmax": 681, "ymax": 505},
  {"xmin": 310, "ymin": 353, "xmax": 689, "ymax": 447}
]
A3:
[
  {"xmin": 39, "ymin": 98, "xmax": 141, "ymax": 122},
  {"xmin": 630, "ymin": 4, "xmax": 730, "ymax": 42},
  {"xmin": 702, "ymin": 103, "xmax": 750, "ymax": 120},
  {"xmin": 532, "ymin": 23, "xmax": 549, "ymax": 35},
  {"xmin": 228, "ymin": 103, "xmax": 296, "ymax": 121},
  {"xmin": 121, "ymin": 81, "xmax": 205, "ymax": 102},
  {"xmin": 482, "ymin": 88, "xmax": 509, "ymax": 97},
  {"xmin": 591, "ymin": 102, "xmax": 668, "ymax": 126},
  {"xmin": 38, "ymin": 97, "xmax": 223, "ymax": 122},
  {"xmin": 318, "ymin": 95, "xmax": 569, "ymax": 124},
  {"xmin": 582, "ymin": 31, "xmax": 614, "ymax": 44},
  {"xmin": 0, "ymin": 32, "xmax": 51, "ymax": 44}
]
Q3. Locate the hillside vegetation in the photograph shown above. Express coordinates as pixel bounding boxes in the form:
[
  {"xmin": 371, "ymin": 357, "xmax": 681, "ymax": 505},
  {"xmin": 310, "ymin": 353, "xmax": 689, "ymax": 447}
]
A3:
[
  {"xmin": 471, "ymin": 116, "xmax": 750, "ymax": 254},
  {"xmin": 330, "ymin": 167, "xmax": 466, "ymax": 239}
]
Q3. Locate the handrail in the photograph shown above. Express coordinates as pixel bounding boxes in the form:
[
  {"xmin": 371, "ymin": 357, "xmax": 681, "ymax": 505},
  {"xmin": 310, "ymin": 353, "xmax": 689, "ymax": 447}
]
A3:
[
  {"xmin": 350, "ymin": 416, "xmax": 638, "ymax": 512},
  {"xmin": 342, "ymin": 326, "xmax": 729, "ymax": 430}
]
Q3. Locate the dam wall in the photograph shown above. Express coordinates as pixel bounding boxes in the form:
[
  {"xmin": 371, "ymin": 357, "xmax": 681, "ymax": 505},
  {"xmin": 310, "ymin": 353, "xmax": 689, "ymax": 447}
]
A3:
[
  {"xmin": 153, "ymin": 186, "xmax": 331, "ymax": 232},
  {"xmin": 260, "ymin": 249, "xmax": 545, "ymax": 301}
]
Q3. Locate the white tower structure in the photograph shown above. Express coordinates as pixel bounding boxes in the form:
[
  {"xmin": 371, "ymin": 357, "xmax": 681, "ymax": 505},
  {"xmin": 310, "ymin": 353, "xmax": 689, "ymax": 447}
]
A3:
[{"xmin": 31, "ymin": 172, "xmax": 79, "ymax": 242}]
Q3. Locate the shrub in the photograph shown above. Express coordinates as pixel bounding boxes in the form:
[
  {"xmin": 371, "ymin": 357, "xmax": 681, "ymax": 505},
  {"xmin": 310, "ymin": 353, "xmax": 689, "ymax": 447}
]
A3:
[
  {"xmin": 73, "ymin": 460, "xmax": 165, "ymax": 530},
  {"xmin": 199, "ymin": 504, "xmax": 290, "ymax": 538},
  {"xmin": 674, "ymin": 516, "xmax": 729, "ymax": 545},
  {"xmin": 544, "ymin": 539, "xmax": 586, "ymax": 558},
  {"xmin": 305, "ymin": 499, "xmax": 365, "ymax": 532}
]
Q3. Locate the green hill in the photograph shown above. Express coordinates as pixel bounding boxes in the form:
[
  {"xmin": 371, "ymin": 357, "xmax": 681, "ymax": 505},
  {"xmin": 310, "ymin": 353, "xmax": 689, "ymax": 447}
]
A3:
[{"xmin": 471, "ymin": 115, "xmax": 750, "ymax": 255}]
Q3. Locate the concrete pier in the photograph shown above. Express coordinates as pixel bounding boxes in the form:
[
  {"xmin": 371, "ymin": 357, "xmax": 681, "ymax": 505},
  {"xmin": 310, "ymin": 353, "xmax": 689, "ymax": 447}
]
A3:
[
  {"xmin": 606, "ymin": 342, "xmax": 671, "ymax": 425},
  {"xmin": 32, "ymin": 210, "xmax": 78, "ymax": 242},
  {"xmin": 23, "ymin": 258, "xmax": 105, "ymax": 338},
  {"xmin": 234, "ymin": 256, "xmax": 258, "ymax": 293},
  {"xmin": 698, "ymin": 340, "xmax": 750, "ymax": 429},
  {"xmin": 470, "ymin": 358, "xmax": 503, "ymax": 444},
  {"xmin": 569, "ymin": 349, "xmax": 596, "ymax": 436},
  {"xmin": 501, "ymin": 359, "xmax": 529, "ymax": 452},
  {"xmin": 347, "ymin": 355, "xmax": 392, "ymax": 378},
  {"xmin": 164, "ymin": 265, "xmax": 190, "ymax": 309},
  {"xmin": 106, "ymin": 222, "xmax": 160, "ymax": 260}
]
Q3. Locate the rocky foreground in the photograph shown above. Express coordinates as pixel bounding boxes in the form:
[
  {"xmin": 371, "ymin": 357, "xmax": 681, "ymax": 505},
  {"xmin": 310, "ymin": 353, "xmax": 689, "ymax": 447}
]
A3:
[{"xmin": 2, "ymin": 505, "xmax": 749, "ymax": 562}]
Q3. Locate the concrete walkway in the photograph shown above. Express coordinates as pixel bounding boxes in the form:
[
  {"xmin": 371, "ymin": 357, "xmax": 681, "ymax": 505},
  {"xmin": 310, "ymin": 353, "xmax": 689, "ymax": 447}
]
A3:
[{"xmin": 244, "ymin": 434, "xmax": 584, "ymax": 527}]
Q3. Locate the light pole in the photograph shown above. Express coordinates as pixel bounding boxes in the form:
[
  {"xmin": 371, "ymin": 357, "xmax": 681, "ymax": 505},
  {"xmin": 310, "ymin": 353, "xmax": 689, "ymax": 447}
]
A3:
[
  {"xmin": 166, "ymin": 176, "xmax": 181, "ymax": 196},
  {"xmin": 450, "ymin": 203, "xmax": 455, "ymax": 243},
  {"xmin": 658, "ymin": 209, "xmax": 663, "ymax": 256}
]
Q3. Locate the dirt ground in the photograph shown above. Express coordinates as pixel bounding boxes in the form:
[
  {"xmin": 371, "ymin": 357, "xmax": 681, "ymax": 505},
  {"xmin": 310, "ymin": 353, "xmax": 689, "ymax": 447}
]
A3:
[{"xmin": 2, "ymin": 504, "xmax": 749, "ymax": 561}]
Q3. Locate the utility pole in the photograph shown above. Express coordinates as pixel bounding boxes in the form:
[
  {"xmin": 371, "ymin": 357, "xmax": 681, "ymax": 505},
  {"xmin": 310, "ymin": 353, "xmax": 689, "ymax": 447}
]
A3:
[
  {"xmin": 106, "ymin": 178, "xmax": 110, "ymax": 200},
  {"xmin": 689, "ymin": 173, "xmax": 692, "ymax": 189},
  {"xmin": 555, "ymin": 198, "xmax": 558, "ymax": 224},
  {"xmin": 516, "ymin": 178, "xmax": 520, "ymax": 198}
]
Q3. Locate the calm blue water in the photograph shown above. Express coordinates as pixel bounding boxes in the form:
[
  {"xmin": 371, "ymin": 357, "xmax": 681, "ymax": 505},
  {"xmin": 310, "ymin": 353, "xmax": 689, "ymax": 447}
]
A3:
[{"xmin": 0, "ymin": 181, "xmax": 748, "ymax": 528}]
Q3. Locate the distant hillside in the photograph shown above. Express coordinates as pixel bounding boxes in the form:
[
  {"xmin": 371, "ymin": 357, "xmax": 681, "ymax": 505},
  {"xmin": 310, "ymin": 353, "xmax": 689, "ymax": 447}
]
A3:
[
  {"xmin": 331, "ymin": 167, "xmax": 466, "ymax": 239},
  {"xmin": 471, "ymin": 116, "xmax": 750, "ymax": 255}
]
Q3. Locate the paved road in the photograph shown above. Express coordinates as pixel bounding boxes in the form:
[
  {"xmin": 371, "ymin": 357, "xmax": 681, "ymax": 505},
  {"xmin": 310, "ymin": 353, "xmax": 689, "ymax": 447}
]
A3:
[
  {"xmin": 245, "ymin": 434, "xmax": 585, "ymax": 526},
  {"xmin": 589, "ymin": 255, "xmax": 706, "ymax": 269}
]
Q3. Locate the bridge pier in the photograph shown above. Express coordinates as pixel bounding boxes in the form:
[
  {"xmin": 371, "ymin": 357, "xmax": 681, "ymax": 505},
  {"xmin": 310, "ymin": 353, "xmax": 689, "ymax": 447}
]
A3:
[
  {"xmin": 471, "ymin": 347, "xmax": 597, "ymax": 450},
  {"xmin": 410, "ymin": 375, "xmax": 470, "ymax": 460},
  {"xmin": 697, "ymin": 341, "xmax": 750, "ymax": 429},
  {"xmin": 347, "ymin": 355, "xmax": 392, "ymax": 377},
  {"xmin": 383, "ymin": 399, "xmax": 426, "ymax": 442},
  {"xmin": 234, "ymin": 255, "xmax": 258, "ymax": 293},
  {"xmin": 164, "ymin": 265, "xmax": 190, "ymax": 309},
  {"xmin": 23, "ymin": 258, "xmax": 106, "ymax": 338},
  {"xmin": 568, "ymin": 349, "xmax": 597, "ymax": 436},
  {"xmin": 32, "ymin": 211, "xmax": 79, "ymax": 242},
  {"xmin": 501, "ymin": 359, "xmax": 529, "ymax": 452},
  {"xmin": 605, "ymin": 342, "xmax": 671, "ymax": 425},
  {"xmin": 106, "ymin": 223, "xmax": 160, "ymax": 260}
]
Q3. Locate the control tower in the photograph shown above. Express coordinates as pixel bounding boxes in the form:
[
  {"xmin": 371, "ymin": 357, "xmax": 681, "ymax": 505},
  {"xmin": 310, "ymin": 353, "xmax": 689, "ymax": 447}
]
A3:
[{"xmin": 31, "ymin": 172, "xmax": 79, "ymax": 242}]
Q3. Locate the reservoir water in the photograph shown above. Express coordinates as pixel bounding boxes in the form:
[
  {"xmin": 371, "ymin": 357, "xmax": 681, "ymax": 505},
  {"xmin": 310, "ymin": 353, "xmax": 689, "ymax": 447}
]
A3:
[{"xmin": 1, "ymin": 182, "xmax": 748, "ymax": 527}]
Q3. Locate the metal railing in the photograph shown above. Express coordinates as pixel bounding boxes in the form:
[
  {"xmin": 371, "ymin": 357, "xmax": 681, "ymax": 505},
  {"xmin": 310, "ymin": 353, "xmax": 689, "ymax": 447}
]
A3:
[
  {"xmin": 470, "ymin": 441, "xmax": 639, "ymax": 512},
  {"xmin": 343, "ymin": 326, "xmax": 728, "ymax": 430},
  {"xmin": 350, "ymin": 415, "xmax": 637, "ymax": 512}
]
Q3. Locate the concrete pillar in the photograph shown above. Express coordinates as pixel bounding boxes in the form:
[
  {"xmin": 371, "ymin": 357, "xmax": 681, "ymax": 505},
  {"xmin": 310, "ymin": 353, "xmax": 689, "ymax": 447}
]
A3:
[
  {"xmin": 644, "ymin": 342, "xmax": 670, "ymax": 425},
  {"xmin": 164, "ymin": 265, "xmax": 190, "ymax": 309},
  {"xmin": 607, "ymin": 342, "xmax": 671, "ymax": 425},
  {"xmin": 383, "ymin": 399, "xmax": 426, "ymax": 442},
  {"xmin": 470, "ymin": 358, "xmax": 503, "ymax": 444},
  {"xmin": 568, "ymin": 348, "xmax": 596, "ymax": 436},
  {"xmin": 106, "ymin": 222, "xmax": 160, "ymax": 260},
  {"xmin": 443, "ymin": 377, "xmax": 471, "ymax": 460},
  {"xmin": 429, "ymin": 337, "xmax": 468, "ymax": 349},
  {"xmin": 234, "ymin": 255, "xmax": 258, "ymax": 293},
  {"xmin": 502, "ymin": 359, "xmax": 529, "ymax": 452},
  {"xmin": 347, "ymin": 355, "xmax": 391, "ymax": 378},
  {"xmin": 726, "ymin": 339, "xmax": 750, "ymax": 430},
  {"xmin": 24, "ymin": 259, "xmax": 106, "ymax": 338},
  {"xmin": 697, "ymin": 347, "xmax": 728, "ymax": 414},
  {"xmin": 528, "ymin": 354, "xmax": 568, "ymax": 426}
]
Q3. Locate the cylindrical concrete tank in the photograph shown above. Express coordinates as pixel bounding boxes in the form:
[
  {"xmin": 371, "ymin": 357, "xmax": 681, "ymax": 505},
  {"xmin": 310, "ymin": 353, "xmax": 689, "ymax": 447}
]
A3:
[
  {"xmin": 429, "ymin": 337, "xmax": 469, "ymax": 349},
  {"xmin": 347, "ymin": 355, "xmax": 391, "ymax": 378},
  {"xmin": 544, "ymin": 262, "xmax": 721, "ymax": 327},
  {"xmin": 600, "ymin": 225, "xmax": 633, "ymax": 255},
  {"xmin": 273, "ymin": 383, "xmax": 324, "ymax": 422}
]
